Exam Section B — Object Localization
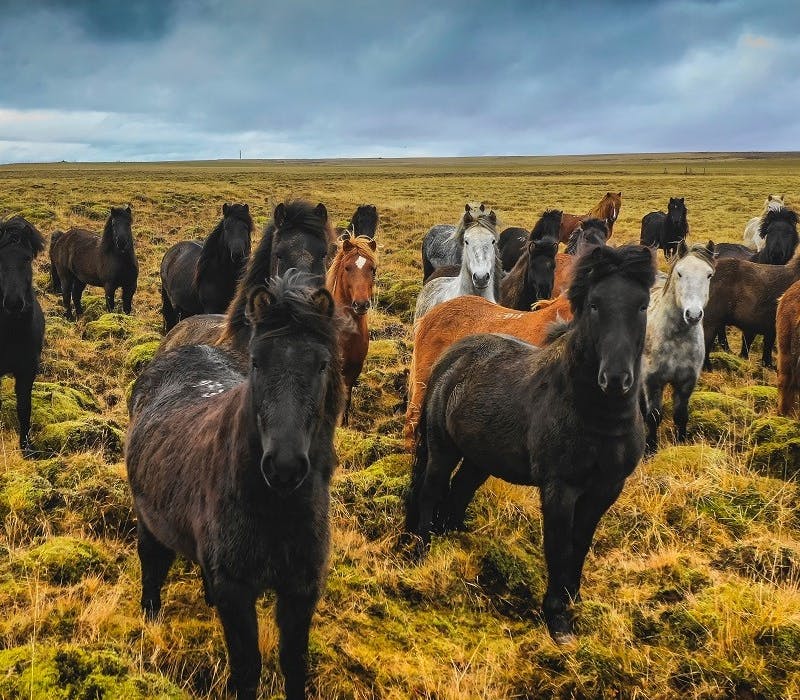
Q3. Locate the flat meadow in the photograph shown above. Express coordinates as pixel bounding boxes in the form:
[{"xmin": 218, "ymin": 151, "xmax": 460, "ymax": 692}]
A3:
[{"xmin": 1, "ymin": 153, "xmax": 800, "ymax": 698}]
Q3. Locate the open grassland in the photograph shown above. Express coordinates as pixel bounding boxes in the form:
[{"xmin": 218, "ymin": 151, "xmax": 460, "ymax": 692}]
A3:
[{"xmin": 1, "ymin": 154, "xmax": 800, "ymax": 698}]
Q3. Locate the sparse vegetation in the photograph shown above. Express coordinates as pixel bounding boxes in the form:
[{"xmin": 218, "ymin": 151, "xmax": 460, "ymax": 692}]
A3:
[{"xmin": 1, "ymin": 155, "xmax": 799, "ymax": 697}]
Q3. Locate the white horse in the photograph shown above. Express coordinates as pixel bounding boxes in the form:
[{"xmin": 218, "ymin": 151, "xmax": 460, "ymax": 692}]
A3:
[
  {"xmin": 744, "ymin": 194, "xmax": 785, "ymax": 251},
  {"xmin": 642, "ymin": 241, "xmax": 716, "ymax": 454},
  {"xmin": 414, "ymin": 210, "xmax": 501, "ymax": 322}
]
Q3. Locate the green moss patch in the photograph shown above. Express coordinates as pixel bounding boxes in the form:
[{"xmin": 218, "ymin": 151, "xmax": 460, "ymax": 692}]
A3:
[
  {"xmin": 16, "ymin": 536, "xmax": 110, "ymax": 585},
  {"xmin": 335, "ymin": 428, "xmax": 404, "ymax": 471},
  {"xmin": 731, "ymin": 385, "xmax": 778, "ymax": 412},
  {"xmin": 38, "ymin": 417, "xmax": 124, "ymax": 458},
  {"xmin": 0, "ymin": 380, "xmax": 99, "ymax": 432},
  {"xmin": 687, "ymin": 392, "xmax": 755, "ymax": 442},
  {"xmin": 124, "ymin": 341, "xmax": 161, "ymax": 374},
  {"xmin": 83, "ymin": 313, "xmax": 137, "ymax": 340}
]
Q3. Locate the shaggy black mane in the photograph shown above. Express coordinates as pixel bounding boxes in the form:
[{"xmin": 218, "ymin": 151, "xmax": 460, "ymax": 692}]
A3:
[
  {"xmin": 761, "ymin": 206, "xmax": 798, "ymax": 237},
  {"xmin": 0, "ymin": 216, "xmax": 45, "ymax": 256},
  {"xmin": 530, "ymin": 209, "xmax": 562, "ymax": 241},
  {"xmin": 568, "ymin": 244, "xmax": 656, "ymax": 315},
  {"xmin": 349, "ymin": 204, "xmax": 378, "ymax": 237},
  {"xmin": 101, "ymin": 205, "xmax": 132, "ymax": 251}
]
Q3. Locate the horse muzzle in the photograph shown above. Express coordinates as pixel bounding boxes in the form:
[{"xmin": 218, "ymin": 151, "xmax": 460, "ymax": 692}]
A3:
[
  {"xmin": 684, "ymin": 308, "xmax": 703, "ymax": 325},
  {"xmin": 351, "ymin": 300, "xmax": 371, "ymax": 315},
  {"xmin": 472, "ymin": 272, "xmax": 491, "ymax": 289},
  {"xmin": 260, "ymin": 453, "xmax": 310, "ymax": 496},
  {"xmin": 598, "ymin": 369, "xmax": 634, "ymax": 395}
]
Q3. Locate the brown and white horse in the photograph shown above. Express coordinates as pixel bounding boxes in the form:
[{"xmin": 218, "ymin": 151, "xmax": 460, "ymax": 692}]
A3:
[{"xmin": 326, "ymin": 233, "xmax": 378, "ymax": 423}]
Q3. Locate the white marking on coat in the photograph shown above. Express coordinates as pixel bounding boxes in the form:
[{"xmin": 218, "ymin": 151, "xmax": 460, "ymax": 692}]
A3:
[{"xmin": 355, "ymin": 256, "xmax": 367, "ymax": 269}]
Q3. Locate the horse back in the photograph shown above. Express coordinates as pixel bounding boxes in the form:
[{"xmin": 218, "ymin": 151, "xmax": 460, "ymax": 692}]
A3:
[
  {"xmin": 161, "ymin": 241, "xmax": 203, "ymax": 313},
  {"xmin": 52, "ymin": 228, "xmax": 102, "ymax": 284}
]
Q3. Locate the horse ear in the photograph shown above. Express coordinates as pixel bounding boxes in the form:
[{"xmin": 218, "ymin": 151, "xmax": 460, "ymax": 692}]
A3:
[
  {"xmin": 464, "ymin": 203, "xmax": 471, "ymax": 214},
  {"xmin": 245, "ymin": 285, "xmax": 273, "ymax": 325},
  {"xmin": 243, "ymin": 203, "xmax": 249, "ymax": 212},
  {"xmin": 315, "ymin": 203, "xmax": 328, "ymax": 222},
  {"xmin": 310, "ymin": 288, "xmax": 335, "ymax": 318},
  {"xmin": 706, "ymin": 240, "xmax": 715, "ymax": 254},
  {"xmin": 273, "ymin": 203, "xmax": 286, "ymax": 227},
  {"xmin": 618, "ymin": 192, "xmax": 622, "ymax": 197},
  {"xmin": 768, "ymin": 195, "xmax": 773, "ymax": 201},
  {"xmin": 125, "ymin": 204, "xmax": 131, "ymax": 214},
  {"xmin": 368, "ymin": 238, "xmax": 377, "ymax": 252},
  {"xmin": 342, "ymin": 238, "xmax": 355, "ymax": 252},
  {"xmin": 479, "ymin": 203, "xmax": 485, "ymax": 212},
  {"xmin": 678, "ymin": 239, "xmax": 688, "ymax": 258},
  {"xmin": 223, "ymin": 203, "xmax": 230, "ymax": 215},
  {"xmin": 487, "ymin": 210, "xmax": 497, "ymax": 225}
]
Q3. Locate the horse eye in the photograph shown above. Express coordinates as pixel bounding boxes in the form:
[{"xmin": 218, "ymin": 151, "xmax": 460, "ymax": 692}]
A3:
[
  {"xmin": 319, "ymin": 360, "xmax": 328, "ymax": 373},
  {"xmin": 677, "ymin": 272, "xmax": 682, "ymax": 278},
  {"xmin": 640, "ymin": 305, "xmax": 648, "ymax": 312},
  {"xmin": 492, "ymin": 238, "xmax": 496, "ymax": 245},
  {"xmin": 590, "ymin": 303, "xmax": 598, "ymax": 312},
  {"xmin": 251, "ymin": 359, "xmax": 259, "ymax": 369},
  {"xmin": 465, "ymin": 240, "xmax": 470, "ymax": 246},
  {"xmin": 707, "ymin": 273, "xmax": 712, "ymax": 279}
]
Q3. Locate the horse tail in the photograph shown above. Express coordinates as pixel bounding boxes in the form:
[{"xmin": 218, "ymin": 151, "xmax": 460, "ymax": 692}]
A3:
[
  {"xmin": 405, "ymin": 400, "xmax": 430, "ymax": 533},
  {"xmin": 49, "ymin": 231, "xmax": 64, "ymax": 292}
]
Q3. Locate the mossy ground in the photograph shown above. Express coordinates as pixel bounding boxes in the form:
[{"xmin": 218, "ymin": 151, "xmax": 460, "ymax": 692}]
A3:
[{"xmin": 0, "ymin": 156, "xmax": 799, "ymax": 697}]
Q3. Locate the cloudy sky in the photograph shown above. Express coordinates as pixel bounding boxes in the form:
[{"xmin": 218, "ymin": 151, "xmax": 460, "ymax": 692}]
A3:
[{"xmin": 0, "ymin": 0, "xmax": 797, "ymax": 162}]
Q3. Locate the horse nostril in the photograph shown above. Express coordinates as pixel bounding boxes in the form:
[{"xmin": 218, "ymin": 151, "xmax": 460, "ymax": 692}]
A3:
[
  {"xmin": 598, "ymin": 371, "xmax": 608, "ymax": 391},
  {"xmin": 621, "ymin": 373, "xmax": 633, "ymax": 393}
]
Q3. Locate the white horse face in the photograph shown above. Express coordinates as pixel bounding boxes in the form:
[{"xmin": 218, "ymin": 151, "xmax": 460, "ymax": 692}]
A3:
[
  {"xmin": 463, "ymin": 225, "xmax": 496, "ymax": 290},
  {"xmin": 672, "ymin": 254, "xmax": 713, "ymax": 325}
]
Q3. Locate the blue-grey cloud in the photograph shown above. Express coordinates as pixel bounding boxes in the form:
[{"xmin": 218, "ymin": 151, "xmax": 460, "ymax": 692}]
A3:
[{"xmin": 0, "ymin": 0, "xmax": 798, "ymax": 161}]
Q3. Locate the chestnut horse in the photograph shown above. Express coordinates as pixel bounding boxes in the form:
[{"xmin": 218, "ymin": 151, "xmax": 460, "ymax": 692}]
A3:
[
  {"xmin": 404, "ymin": 294, "xmax": 572, "ymax": 447},
  {"xmin": 326, "ymin": 234, "xmax": 377, "ymax": 423},
  {"xmin": 777, "ymin": 279, "xmax": 800, "ymax": 415},
  {"xmin": 558, "ymin": 192, "xmax": 621, "ymax": 243}
]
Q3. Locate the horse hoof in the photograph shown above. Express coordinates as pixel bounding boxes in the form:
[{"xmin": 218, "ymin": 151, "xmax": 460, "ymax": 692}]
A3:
[{"xmin": 552, "ymin": 631, "xmax": 577, "ymax": 646}]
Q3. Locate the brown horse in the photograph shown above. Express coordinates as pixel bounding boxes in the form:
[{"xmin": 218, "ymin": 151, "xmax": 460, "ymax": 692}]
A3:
[
  {"xmin": 777, "ymin": 280, "xmax": 800, "ymax": 415},
  {"xmin": 326, "ymin": 233, "xmax": 377, "ymax": 423},
  {"xmin": 558, "ymin": 192, "xmax": 621, "ymax": 242},
  {"xmin": 405, "ymin": 294, "xmax": 572, "ymax": 447},
  {"xmin": 703, "ymin": 244, "xmax": 800, "ymax": 369},
  {"xmin": 49, "ymin": 205, "xmax": 138, "ymax": 318}
]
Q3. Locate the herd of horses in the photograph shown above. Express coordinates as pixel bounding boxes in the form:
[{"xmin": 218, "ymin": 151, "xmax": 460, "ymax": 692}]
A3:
[{"xmin": 0, "ymin": 189, "xmax": 798, "ymax": 697}]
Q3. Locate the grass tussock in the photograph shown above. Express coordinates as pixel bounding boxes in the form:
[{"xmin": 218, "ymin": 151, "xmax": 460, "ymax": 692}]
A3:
[{"xmin": 0, "ymin": 155, "xmax": 799, "ymax": 697}]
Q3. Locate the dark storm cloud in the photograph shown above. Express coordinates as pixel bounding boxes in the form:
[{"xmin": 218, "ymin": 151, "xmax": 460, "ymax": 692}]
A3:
[{"xmin": 0, "ymin": 0, "xmax": 798, "ymax": 161}]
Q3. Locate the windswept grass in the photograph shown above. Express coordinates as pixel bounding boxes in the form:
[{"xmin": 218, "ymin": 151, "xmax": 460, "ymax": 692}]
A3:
[{"xmin": 0, "ymin": 154, "xmax": 799, "ymax": 698}]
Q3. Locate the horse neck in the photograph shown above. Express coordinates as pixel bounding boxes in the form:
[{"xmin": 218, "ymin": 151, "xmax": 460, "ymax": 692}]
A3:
[{"xmin": 100, "ymin": 219, "xmax": 115, "ymax": 252}]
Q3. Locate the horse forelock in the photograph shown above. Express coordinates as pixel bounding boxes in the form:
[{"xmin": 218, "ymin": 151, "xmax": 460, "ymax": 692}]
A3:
[
  {"xmin": 530, "ymin": 210, "xmax": 562, "ymax": 241},
  {"xmin": 0, "ymin": 216, "xmax": 45, "ymax": 256}
]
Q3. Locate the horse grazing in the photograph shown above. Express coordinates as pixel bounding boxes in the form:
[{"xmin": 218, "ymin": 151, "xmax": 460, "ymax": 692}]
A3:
[
  {"xmin": 703, "ymin": 221, "xmax": 800, "ymax": 370},
  {"xmin": 640, "ymin": 198, "xmax": 688, "ymax": 257},
  {"xmin": 126, "ymin": 273, "xmax": 344, "ymax": 700},
  {"xmin": 0, "ymin": 217, "xmax": 45, "ymax": 455},
  {"xmin": 498, "ymin": 226, "xmax": 529, "ymax": 272},
  {"xmin": 642, "ymin": 242, "xmax": 715, "ymax": 454},
  {"xmin": 553, "ymin": 218, "xmax": 612, "ymax": 295},
  {"xmin": 50, "ymin": 205, "xmax": 138, "ymax": 318},
  {"xmin": 777, "ymin": 279, "xmax": 800, "ymax": 415},
  {"xmin": 500, "ymin": 210, "xmax": 561, "ymax": 309},
  {"xmin": 421, "ymin": 202, "xmax": 484, "ymax": 281},
  {"xmin": 326, "ymin": 234, "xmax": 377, "ymax": 423},
  {"xmin": 558, "ymin": 191, "xmax": 621, "ymax": 242},
  {"xmin": 414, "ymin": 208, "xmax": 501, "ymax": 322},
  {"xmin": 159, "ymin": 200, "xmax": 334, "ymax": 359},
  {"xmin": 404, "ymin": 294, "xmax": 573, "ymax": 447},
  {"xmin": 337, "ymin": 204, "xmax": 379, "ymax": 239},
  {"xmin": 744, "ymin": 194, "xmax": 785, "ymax": 251},
  {"xmin": 405, "ymin": 245, "xmax": 655, "ymax": 642},
  {"xmin": 160, "ymin": 203, "xmax": 253, "ymax": 331}
]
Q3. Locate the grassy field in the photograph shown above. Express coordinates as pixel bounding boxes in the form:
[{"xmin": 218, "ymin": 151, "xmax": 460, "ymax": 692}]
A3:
[{"xmin": 1, "ymin": 154, "xmax": 799, "ymax": 698}]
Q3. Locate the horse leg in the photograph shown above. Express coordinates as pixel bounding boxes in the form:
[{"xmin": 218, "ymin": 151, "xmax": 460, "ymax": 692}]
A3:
[
  {"xmin": 61, "ymin": 274, "xmax": 74, "ymax": 320},
  {"xmin": 214, "ymin": 582, "xmax": 260, "ymax": 700},
  {"xmin": 161, "ymin": 289, "xmax": 177, "ymax": 332},
  {"xmin": 341, "ymin": 383, "xmax": 353, "ymax": 427},
  {"xmin": 762, "ymin": 330, "xmax": 776, "ymax": 369},
  {"xmin": 14, "ymin": 372, "xmax": 35, "ymax": 456},
  {"xmin": 414, "ymin": 428, "xmax": 460, "ymax": 548},
  {"xmin": 71, "ymin": 281, "xmax": 86, "ymax": 318},
  {"xmin": 644, "ymin": 376, "xmax": 664, "ymax": 456},
  {"xmin": 568, "ymin": 480, "xmax": 625, "ymax": 606},
  {"xmin": 740, "ymin": 331, "xmax": 753, "ymax": 360},
  {"xmin": 104, "ymin": 284, "xmax": 117, "ymax": 313},
  {"xmin": 540, "ymin": 480, "xmax": 580, "ymax": 642},
  {"xmin": 122, "ymin": 285, "xmax": 135, "ymax": 315},
  {"xmin": 716, "ymin": 326, "xmax": 731, "ymax": 353},
  {"xmin": 137, "ymin": 520, "xmax": 176, "ymax": 620},
  {"xmin": 275, "ymin": 589, "xmax": 319, "ymax": 700},
  {"xmin": 672, "ymin": 378, "xmax": 696, "ymax": 443},
  {"xmin": 440, "ymin": 460, "xmax": 488, "ymax": 533}
]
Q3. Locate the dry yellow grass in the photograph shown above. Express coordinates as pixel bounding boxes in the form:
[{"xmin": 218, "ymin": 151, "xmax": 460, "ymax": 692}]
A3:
[{"xmin": 0, "ymin": 154, "xmax": 799, "ymax": 698}]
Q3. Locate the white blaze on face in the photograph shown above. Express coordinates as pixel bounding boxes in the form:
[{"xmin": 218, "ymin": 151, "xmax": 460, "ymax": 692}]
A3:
[{"xmin": 355, "ymin": 256, "xmax": 367, "ymax": 269}]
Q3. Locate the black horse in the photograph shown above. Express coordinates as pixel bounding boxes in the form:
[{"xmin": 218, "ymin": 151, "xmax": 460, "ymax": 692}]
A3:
[
  {"xmin": 342, "ymin": 204, "xmax": 379, "ymax": 238},
  {"xmin": 406, "ymin": 244, "xmax": 655, "ymax": 642},
  {"xmin": 640, "ymin": 198, "xmax": 688, "ymax": 257},
  {"xmin": 0, "ymin": 217, "xmax": 45, "ymax": 455},
  {"xmin": 500, "ymin": 210, "xmax": 562, "ymax": 310},
  {"xmin": 50, "ymin": 205, "xmax": 138, "ymax": 318},
  {"xmin": 713, "ymin": 207, "xmax": 799, "ymax": 353},
  {"xmin": 498, "ymin": 226, "xmax": 529, "ymax": 272},
  {"xmin": 160, "ymin": 203, "xmax": 252, "ymax": 331},
  {"xmin": 127, "ymin": 272, "xmax": 344, "ymax": 700}
]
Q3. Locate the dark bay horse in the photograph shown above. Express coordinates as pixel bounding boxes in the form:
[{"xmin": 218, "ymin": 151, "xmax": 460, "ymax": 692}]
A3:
[
  {"xmin": 0, "ymin": 217, "xmax": 45, "ymax": 455},
  {"xmin": 126, "ymin": 273, "xmax": 344, "ymax": 700},
  {"xmin": 406, "ymin": 244, "xmax": 655, "ymax": 643},
  {"xmin": 500, "ymin": 210, "xmax": 561, "ymax": 309},
  {"xmin": 159, "ymin": 200, "xmax": 335, "ymax": 359},
  {"xmin": 326, "ymin": 234, "xmax": 377, "ymax": 424},
  {"xmin": 160, "ymin": 203, "xmax": 252, "ymax": 331},
  {"xmin": 640, "ymin": 198, "xmax": 688, "ymax": 257},
  {"xmin": 498, "ymin": 226, "xmax": 529, "ymax": 272},
  {"xmin": 50, "ymin": 205, "xmax": 138, "ymax": 318}
]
